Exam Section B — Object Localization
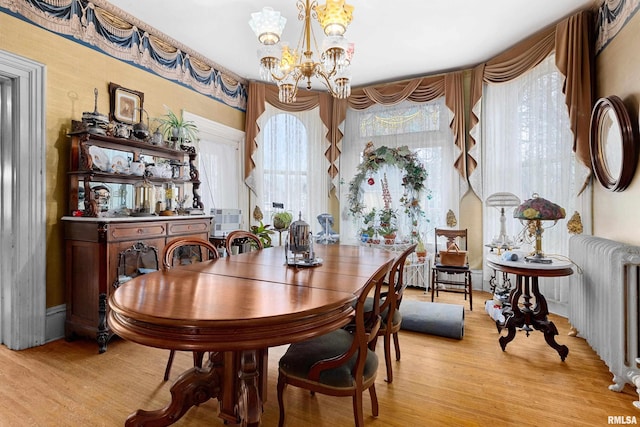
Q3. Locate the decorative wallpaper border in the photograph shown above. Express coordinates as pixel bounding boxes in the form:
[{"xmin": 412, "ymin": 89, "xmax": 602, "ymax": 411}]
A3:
[
  {"xmin": 595, "ymin": 0, "xmax": 640, "ymax": 54},
  {"xmin": 0, "ymin": 0, "xmax": 248, "ymax": 111}
]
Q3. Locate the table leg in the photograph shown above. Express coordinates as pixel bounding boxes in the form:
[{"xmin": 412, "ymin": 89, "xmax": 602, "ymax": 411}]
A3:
[
  {"xmin": 125, "ymin": 353, "xmax": 224, "ymax": 426},
  {"xmin": 236, "ymin": 350, "xmax": 263, "ymax": 427},
  {"xmin": 529, "ymin": 277, "xmax": 569, "ymax": 361},
  {"xmin": 489, "ymin": 269, "xmax": 498, "ymax": 293},
  {"xmin": 498, "ymin": 275, "xmax": 523, "ymax": 351}
]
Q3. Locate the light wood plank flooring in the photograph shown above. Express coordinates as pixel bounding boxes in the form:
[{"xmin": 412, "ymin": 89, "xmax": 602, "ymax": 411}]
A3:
[{"xmin": 0, "ymin": 289, "xmax": 636, "ymax": 426}]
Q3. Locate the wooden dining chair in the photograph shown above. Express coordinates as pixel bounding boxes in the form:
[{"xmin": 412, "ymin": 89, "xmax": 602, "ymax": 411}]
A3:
[
  {"xmin": 224, "ymin": 230, "xmax": 264, "ymax": 256},
  {"xmin": 161, "ymin": 237, "xmax": 219, "ymax": 380},
  {"xmin": 371, "ymin": 243, "xmax": 417, "ymax": 383},
  {"xmin": 162, "ymin": 237, "xmax": 219, "ymax": 270},
  {"xmin": 431, "ymin": 228, "xmax": 473, "ymax": 310},
  {"xmin": 276, "ymin": 258, "xmax": 393, "ymax": 427}
]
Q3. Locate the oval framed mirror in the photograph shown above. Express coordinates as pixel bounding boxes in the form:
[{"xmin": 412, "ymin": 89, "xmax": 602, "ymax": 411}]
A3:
[{"xmin": 589, "ymin": 95, "xmax": 637, "ymax": 192}]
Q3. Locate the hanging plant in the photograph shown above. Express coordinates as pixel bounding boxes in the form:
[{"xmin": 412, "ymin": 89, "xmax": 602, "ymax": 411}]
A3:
[{"xmin": 347, "ymin": 144, "xmax": 429, "ymax": 229}]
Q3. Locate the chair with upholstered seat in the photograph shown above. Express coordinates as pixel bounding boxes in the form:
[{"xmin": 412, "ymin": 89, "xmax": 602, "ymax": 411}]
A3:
[
  {"xmin": 224, "ymin": 230, "xmax": 264, "ymax": 255},
  {"xmin": 431, "ymin": 228, "xmax": 472, "ymax": 310},
  {"xmin": 371, "ymin": 243, "xmax": 417, "ymax": 383},
  {"xmin": 276, "ymin": 258, "xmax": 393, "ymax": 427},
  {"xmin": 161, "ymin": 237, "xmax": 219, "ymax": 380}
]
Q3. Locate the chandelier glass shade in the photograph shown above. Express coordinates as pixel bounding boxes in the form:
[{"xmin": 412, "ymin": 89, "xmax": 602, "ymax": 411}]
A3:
[{"xmin": 249, "ymin": 0, "xmax": 355, "ymax": 103}]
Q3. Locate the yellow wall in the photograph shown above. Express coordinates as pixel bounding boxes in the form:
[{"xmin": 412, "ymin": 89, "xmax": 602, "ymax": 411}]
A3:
[
  {"xmin": 8, "ymin": 5, "xmax": 632, "ymax": 308},
  {"xmin": 0, "ymin": 13, "xmax": 245, "ymax": 308},
  {"xmin": 594, "ymin": 11, "xmax": 640, "ymax": 244}
]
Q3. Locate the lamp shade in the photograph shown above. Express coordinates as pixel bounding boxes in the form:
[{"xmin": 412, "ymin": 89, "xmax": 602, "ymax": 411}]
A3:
[
  {"xmin": 485, "ymin": 192, "xmax": 520, "ymax": 208},
  {"xmin": 514, "ymin": 194, "xmax": 566, "ymax": 221},
  {"xmin": 249, "ymin": 7, "xmax": 286, "ymax": 45}
]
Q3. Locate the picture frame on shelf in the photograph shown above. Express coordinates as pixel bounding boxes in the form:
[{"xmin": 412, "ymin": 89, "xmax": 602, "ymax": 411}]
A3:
[{"xmin": 109, "ymin": 82, "xmax": 144, "ymax": 125}]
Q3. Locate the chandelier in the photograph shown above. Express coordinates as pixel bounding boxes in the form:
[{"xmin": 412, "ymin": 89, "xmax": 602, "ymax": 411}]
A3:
[{"xmin": 249, "ymin": 0, "xmax": 355, "ymax": 103}]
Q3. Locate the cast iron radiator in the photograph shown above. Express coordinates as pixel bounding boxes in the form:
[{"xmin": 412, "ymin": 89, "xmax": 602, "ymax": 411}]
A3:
[{"xmin": 568, "ymin": 235, "xmax": 640, "ymax": 408}]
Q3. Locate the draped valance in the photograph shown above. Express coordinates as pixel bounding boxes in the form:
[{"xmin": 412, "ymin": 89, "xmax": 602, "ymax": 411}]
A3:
[
  {"xmin": 244, "ymin": 10, "xmax": 594, "ymax": 199},
  {"xmin": 468, "ymin": 10, "xmax": 594, "ymax": 196},
  {"xmin": 244, "ymin": 72, "xmax": 465, "ymax": 188}
]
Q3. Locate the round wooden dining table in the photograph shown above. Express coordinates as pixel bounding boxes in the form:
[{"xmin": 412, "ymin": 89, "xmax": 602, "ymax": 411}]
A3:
[{"xmin": 108, "ymin": 244, "xmax": 395, "ymax": 426}]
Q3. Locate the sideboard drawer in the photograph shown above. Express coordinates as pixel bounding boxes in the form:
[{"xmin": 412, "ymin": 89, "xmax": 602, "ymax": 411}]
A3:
[
  {"xmin": 167, "ymin": 219, "xmax": 210, "ymax": 236},
  {"xmin": 107, "ymin": 222, "xmax": 167, "ymax": 242}
]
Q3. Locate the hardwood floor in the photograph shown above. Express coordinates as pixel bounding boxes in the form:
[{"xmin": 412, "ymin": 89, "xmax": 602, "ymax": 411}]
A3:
[{"xmin": 0, "ymin": 289, "xmax": 636, "ymax": 426}]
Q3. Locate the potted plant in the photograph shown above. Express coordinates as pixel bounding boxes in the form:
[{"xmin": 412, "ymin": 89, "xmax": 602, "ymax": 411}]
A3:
[
  {"xmin": 249, "ymin": 205, "xmax": 274, "ymax": 248},
  {"xmin": 272, "ymin": 211, "xmax": 293, "ymax": 231},
  {"xmin": 360, "ymin": 208, "xmax": 377, "ymax": 242},
  {"xmin": 378, "ymin": 224, "xmax": 398, "ymax": 245},
  {"xmin": 249, "ymin": 221, "xmax": 274, "ymax": 248},
  {"xmin": 378, "ymin": 207, "xmax": 397, "ymax": 227},
  {"xmin": 416, "ymin": 237, "xmax": 427, "ymax": 262},
  {"xmin": 157, "ymin": 107, "xmax": 199, "ymax": 145},
  {"xmin": 359, "ymin": 225, "xmax": 375, "ymax": 243}
]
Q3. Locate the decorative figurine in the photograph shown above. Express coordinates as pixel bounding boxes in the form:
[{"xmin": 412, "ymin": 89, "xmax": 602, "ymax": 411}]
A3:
[{"xmin": 316, "ymin": 213, "xmax": 339, "ymax": 244}]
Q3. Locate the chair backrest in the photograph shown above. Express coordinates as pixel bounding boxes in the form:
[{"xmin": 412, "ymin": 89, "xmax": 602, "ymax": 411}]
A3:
[
  {"xmin": 308, "ymin": 258, "xmax": 393, "ymax": 381},
  {"xmin": 386, "ymin": 243, "xmax": 417, "ymax": 312},
  {"xmin": 225, "ymin": 230, "xmax": 263, "ymax": 255},
  {"xmin": 374, "ymin": 244, "xmax": 417, "ymax": 325},
  {"xmin": 434, "ymin": 228, "xmax": 468, "ymax": 257},
  {"xmin": 162, "ymin": 237, "xmax": 219, "ymax": 270}
]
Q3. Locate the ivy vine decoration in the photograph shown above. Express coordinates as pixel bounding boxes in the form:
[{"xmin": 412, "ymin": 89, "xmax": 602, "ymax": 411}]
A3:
[{"xmin": 347, "ymin": 144, "xmax": 430, "ymax": 231}]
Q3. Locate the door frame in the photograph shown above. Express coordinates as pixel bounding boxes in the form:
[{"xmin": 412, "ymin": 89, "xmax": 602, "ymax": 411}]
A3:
[{"xmin": 0, "ymin": 50, "xmax": 46, "ymax": 349}]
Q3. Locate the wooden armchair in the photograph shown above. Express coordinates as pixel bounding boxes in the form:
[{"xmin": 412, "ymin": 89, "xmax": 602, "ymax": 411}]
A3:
[
  {"xmin": 161, "ymin": 237, "xmax": 219, "ymax": 380},
  {"xmin": 431, "ymin": 228, "xmax": 472, "ymax": 310},
  {"xmin": 276, "ymin": 258, "xmax": 393, "ymax": 427}
]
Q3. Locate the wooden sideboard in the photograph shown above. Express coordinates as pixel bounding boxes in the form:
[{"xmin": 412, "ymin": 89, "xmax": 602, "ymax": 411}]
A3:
[{"xmin": 63, "ymin": 215, "xmax": 211, "ymax": 353}]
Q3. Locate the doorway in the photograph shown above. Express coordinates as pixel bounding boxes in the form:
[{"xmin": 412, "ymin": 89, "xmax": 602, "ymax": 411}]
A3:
[{"xmin": 0, "ymin": 50, "xmax": 46, "ymax": 350}]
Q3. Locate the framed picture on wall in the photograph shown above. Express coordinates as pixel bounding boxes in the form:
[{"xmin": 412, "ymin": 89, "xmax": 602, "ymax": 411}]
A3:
[{"xmin": 109, "ymin": 83, "xmax": 144, "ymax": 124}]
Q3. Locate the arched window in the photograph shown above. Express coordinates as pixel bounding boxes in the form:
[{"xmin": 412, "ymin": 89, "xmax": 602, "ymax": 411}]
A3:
[
  {"xmin": 340, "ymin": 97, "xmax": 459, "ymax": 246},
  {"xmin": 254, "ymin": 104, "xmax": 329, "ymax": 229},
  {"xmin": 262, "ymin": 112, "xmax": 309, "ymax": 218}
]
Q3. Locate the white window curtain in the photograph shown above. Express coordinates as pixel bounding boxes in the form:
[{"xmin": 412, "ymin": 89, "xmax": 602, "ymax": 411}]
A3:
[
  {"xmin": 339, "ymin": 98, "xmax": 459, "ymax": 248},
  {"xmin": 481, "ymin": 54, "xmax": 591, "ymax": 315},
  {"xmin": 253, "ymin": 104, "xmax": 329, "ymax": 229}
]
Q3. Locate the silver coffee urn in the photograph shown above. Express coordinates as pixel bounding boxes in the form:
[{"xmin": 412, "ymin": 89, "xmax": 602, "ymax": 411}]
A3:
[{"xmin": 286, "ymin": 213, "xmax": 320, "ymax": 266}]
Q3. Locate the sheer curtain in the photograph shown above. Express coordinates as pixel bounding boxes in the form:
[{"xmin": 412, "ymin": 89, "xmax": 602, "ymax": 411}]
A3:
[
  {"xmin": 253, "ymin": 103, "xmax": 329, "ymax": 228},
  {"xmin": 339, "ymin": 98, "xmax": 459, "ymax": 247},
  {"xmin": 184, "ymin": 111, "xmax": 245, "ymax": 216},
  {"xmin": 481, "ymin": 54, "xmax": 591, "ymax": 314},
  {"xmin": 198, "ymin": 140, "xmax": 240, "ymax": 211}
]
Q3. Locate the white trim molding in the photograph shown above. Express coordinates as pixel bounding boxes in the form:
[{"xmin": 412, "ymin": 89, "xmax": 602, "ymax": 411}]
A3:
[{"xmin": 0, "ymin": 50, "xmax": 47, "ymax": 350}]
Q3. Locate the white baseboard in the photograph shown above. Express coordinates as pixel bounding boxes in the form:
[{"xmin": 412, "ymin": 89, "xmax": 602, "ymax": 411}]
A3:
[
  {"xmin": 45, "ymin": 304, "xmax": 66, "ymax": 343},
  {"xmin": 471, "ymin": 270, "xmax": 483, "ymax": 290}
]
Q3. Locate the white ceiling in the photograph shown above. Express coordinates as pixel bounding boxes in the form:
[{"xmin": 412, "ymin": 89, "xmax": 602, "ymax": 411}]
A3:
[{"xmin": 106, "ymin": 0, "xmax": 596, "ymax": 89}]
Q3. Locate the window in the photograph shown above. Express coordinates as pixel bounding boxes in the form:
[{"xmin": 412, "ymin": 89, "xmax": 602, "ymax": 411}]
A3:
[
  {"xmin": 261, "ymin": 112, "xmax": 309, "ymax": 219},
  {"xmin": 340, "ymin": 97, "xmax": 459, "ymax": 246},
  {"xmin": 482, "ymin": 54, "xmax": 576, "ymax": 257},
  {"xmin": 184, "ymin": 112, "xmax": 245, "ymax": 216},
  {"xmin": 254, "ymin": 104, "xmax": 329, "ymax": 228},
  {"xmin": 481, "ymin": 54, "xmax": 582, "ymax": 310},
  {"xmin": 198, "ymin": 139, "xmax": 240, "ymax": 211}
]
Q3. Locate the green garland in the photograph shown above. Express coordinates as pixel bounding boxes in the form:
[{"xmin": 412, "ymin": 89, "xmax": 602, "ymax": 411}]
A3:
[{"xmin": 347, "ymin": 144, "xmax": 429, "ymax": 227}]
